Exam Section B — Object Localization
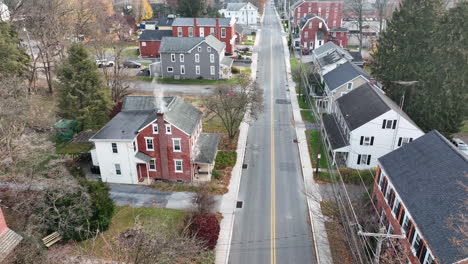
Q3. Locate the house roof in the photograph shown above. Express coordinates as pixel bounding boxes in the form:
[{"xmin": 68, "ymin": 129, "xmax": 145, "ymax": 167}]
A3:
[
  {"xmin": 91, "ymin": 96, "xmax": 202, "ymax": 141},
  {"xmin": 135, "ymin": 151, "xmax": 152, "ymax": 163},
  {"xmin": 204, "ymin": 35, "xmax": 226, "ymax": 54},
  {"xmin": 299, "ymin": 14, "xmax": 326, "ymax": 29},
  {"xmin": 193, "ymin": 133, "xmax": 220, "ymax": 164},
  {"xmin": 221, "ymin": 56, "xmax": 234, "ymax": 67},
  {"xmin": 159, "ymin": 37, "xmax": 205, "ymax": 53},
  {"xmin": 378, "ymin": 131, "xmax": 468, "ymax": 264},
  {"xmin": 313, "ymin": 41, "xmax": 339, "ymax": 57},
  {"xmin": 323, "ymin": 61, "xmax": 370, "ymax": 91},
  {"xmin": 172, "ymin": 17, "xmax": 231, "ymax": 27},
  {"xmin": 138, "ymin": 30, "xmax": 173, "ymax": 41},
  {"xmin": 225, "ymin": 3, "xmax": 247, "ymax": 11},
  {"xmin": 348, "ymin": 51, "xmax": 363, "ymax": 64},
  {"xmin": 317, "ymin": 50, "xmax": 346, "ymax": 68},
  {"xmin": 323, "ymin": 114, "xmax": 348, "ymax": 149},
  {"xmin": 336, "ymin": 83, "xmax": 420, "ymax": 131},
  {"xmin": 157, "ymin": 17, "xmax": 175, "ymax": 27}
]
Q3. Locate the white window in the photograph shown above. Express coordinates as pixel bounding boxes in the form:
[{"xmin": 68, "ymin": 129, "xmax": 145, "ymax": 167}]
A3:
[
  {"xmin": 145, "ymin": 137, "xmax": 154, "ymax": 151},
  {"xmin": 358, "ymin": 154, "xmax": 371, "ymax": 165},
  {"xmin": 195, "ymin": 53, "xmax": 200, "ymax": 63},
  {"xmin": 334, "ymin": 7, "xmax": 338, "ymax": 12},
  {"xmin": 179, "ymin": 54, "xmax": 184, "ymax": 62},
  {"xmin": 207, "ymin": 46, "xmax": 211, "ymax": 52},
  {"xmin": 174, "ymin": 159, "xmax": 183, "ymax": 173},
  {"xmin": 167, "ymin": 67, "xmax": 173, "ymax": 72},
  {"xmin": 298, "ymin": 7, "xmax": 301, "ymax": 12},
  {"xmin": 318, "ymin": 7, "xmax": 321, "ymax": 13},
  {"xmin": 180, "ymin": 65, "xmax": 185, "ymax": 74},
  {"xmin": 171, "ymin": 53, "xmax": 176, "ymax": 62},
  {"xmin": 308, "ymin": 7, "xmax": 311, "ymax": 12},
  {"xmin": 149, "ymin": 159, "xmax": 156, "ymax": 171},
  {"xmin": 173, "ymin": 138, "xmax": 181, "ymax": 152},
  {"xmin": 141, "ymin": 41, "xmax": 147, "ymax": 47},
  {"xmin": 309, "ymin": 22, "xmax": 312, "ymax": 29},
  {"xmin": 210, "ymin": 66, "xmax": 215, "ymax": 75},
  {"xmin": 221, "ymin": 28, "xmax": 226, "ymax": 38},
  {"xmin": 115, "ymin": 164, "xmax": 121, "ymax": 175},
  {"xmin": 188, "ymin": 27, "xmax": 193, "ymax": 37},
  {"xmin": 382, "ymin": 119, "xmax": 397, "ymax": 129},
  {"xmin": 165, "ymin": 124, "xmax": 172, "ymax": 134},
  {"xmin": 333, "ymin": 20, "xmax": 336, "ymax": 27},
  {"xmin": 304, "ymin": 31, "xmax": 308, "ymax": 38},
  {"xmin": 199, "ymin": 27, "xmax": 204, "ymax": 37},
  {"xmin": 398, "ymin": 137, "xmax": 413, "ymax": 147},
  {"xmin": 152, "ymin": 124, "xmax": 158, "ymax": 134},
  {"xmin": 177, "ymin": 27, "xmax": 182, "ymax": 37},
  {"xmin": 111, "ymin": 143, "xmax": 118, "ymax": 153},
  {"xmin": 361, "ymin": 136, "xmax": 373, "ymax": 146},
  {"xmin": 210, "ymin": 54, "xmax": 215, "ymax": 63},
  {"xmin": 210, "ymin": 27, "xmax": 215, "ymax": 35},
  {"xmin": 347, "ymin": 82, "xmax": 353, "ymax": 90},
  {"xmin": 196, "ymin": 65, "xmax": 200, "ymax": 75}
]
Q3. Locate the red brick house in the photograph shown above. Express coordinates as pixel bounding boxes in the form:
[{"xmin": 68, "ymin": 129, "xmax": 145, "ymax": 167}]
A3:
[
  {"xmin": 172, "ymin": 17, "xmax": 236, "ymax": 54},
  {"xmin": 297, "ymin": 14, "xmax": 348, "ymax": 50},
  {"xmin": 292, "ymin": 0, "xmax": 344, "ymax": 28},
  {"xmin": 90, "ymin": 96, "xmax": 220, "ymax": 184},
  {"xmin": 0, "ymin": 208, "xmax": 23, "ymax": 262},
  {"xmin": 373, "ymin": 131, "xmax": 468, "ymax": 264},
  {"xmin": 138, "ymin": 30, "xmax": 173, "ymax": 58}
]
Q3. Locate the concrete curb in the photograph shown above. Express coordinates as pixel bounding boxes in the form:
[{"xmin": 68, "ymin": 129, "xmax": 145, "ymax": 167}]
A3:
[
  {"xmin": 215, "ymin": 8, "xmax": 265, "ymax": 264},
  {"xmin": 276, "ymin": 8, "xmax": 334, "ymax": 264}
]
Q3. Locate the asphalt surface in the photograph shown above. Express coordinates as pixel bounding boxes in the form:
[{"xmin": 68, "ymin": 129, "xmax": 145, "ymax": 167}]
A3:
[{"xmin": 228, "ymin": 3, "xmax": 316, "ymax": 264}]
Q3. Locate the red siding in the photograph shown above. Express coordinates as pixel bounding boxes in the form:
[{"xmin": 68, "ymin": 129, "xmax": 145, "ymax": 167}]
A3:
[
  {"xmin": 300, "ymin": 17, "xmax": 329, "ymax": 49},
  {"xmin": 139, "ymin": 40, "xmax": 162, "ymax": 58},
  {"xmin": 294, "ymin": 1, "xmax": 344, "ymax": 28},
  {"xmin": 136, "ymin": 116, "xmax": 193, "ymax": 182}
]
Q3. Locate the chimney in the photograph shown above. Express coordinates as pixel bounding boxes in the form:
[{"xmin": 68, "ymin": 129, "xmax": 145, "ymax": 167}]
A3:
[
  {"xmin": 156, "ymin": 113, "xmax": 170, "ymax": 180},
  {"xmin": 194, "ymin": 17, "xmax": 197, "ymax": 28}
]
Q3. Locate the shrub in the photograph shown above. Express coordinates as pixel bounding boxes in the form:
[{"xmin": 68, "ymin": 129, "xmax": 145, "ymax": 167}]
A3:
[
  {"xmin": 339, "ymin": 168, "xmax": 375, "ymax": 185},
  {"xmin": 215, "ymin": 151, "xmax": 237, "ymax": 170},
  {"xmin": 231, "ymin": 67, "xmax": 240, "ymax": 74},
  {"xmin": 187, "ymin": 213, "xmax": 220, "ymax": 250},
  {"xmin": 212, "ymin": 169, "xmax": 221, "ymax": 180},
  {"xmin": 81, "ymin": 180, "xmax": 115, "ymax": 234}
]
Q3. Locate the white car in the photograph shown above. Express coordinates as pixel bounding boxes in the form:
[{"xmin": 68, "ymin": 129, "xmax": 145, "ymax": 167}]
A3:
[
  {"xmin": 95, "ymin": 59, "xmax": 115, "ymax": 68},
  {"xmin": 451, "ymin": 138, "xmax": 468, "ymax": 156}
]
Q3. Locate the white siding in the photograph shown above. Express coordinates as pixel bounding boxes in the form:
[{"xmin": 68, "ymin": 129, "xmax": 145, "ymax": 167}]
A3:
[
  {"xmin": 93, "ymin": 141, "xmax": 139, "ymax": 184},
  {"xmin": 219, "ymin": 3, "xmax": 259, "ymax": 25}
]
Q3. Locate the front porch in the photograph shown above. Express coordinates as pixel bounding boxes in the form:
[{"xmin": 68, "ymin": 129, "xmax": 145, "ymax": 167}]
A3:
[{"xmin": 193, "ymin": 163, "xmax": 214, "ymax": 183}]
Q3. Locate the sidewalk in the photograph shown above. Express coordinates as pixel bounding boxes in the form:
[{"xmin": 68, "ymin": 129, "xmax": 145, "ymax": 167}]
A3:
[
  {"xmin": 214, "ymin": 12, "xmax": 263, "ymax": 264},
  {"xmin": 276, "ymin": 9, "xmax": 333, "ymax": 264}
]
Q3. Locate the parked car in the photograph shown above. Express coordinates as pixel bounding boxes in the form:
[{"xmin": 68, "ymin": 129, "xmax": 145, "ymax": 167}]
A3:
[
  {"xmin": 123, "ymin": 61, "xmax": 141, "ymax": 68},
  {"xmin": 95, "ymin": 59, "xmax": 115, "ymax": 68},
  {"xmin": 302, "ymin": 48, "xmax": 310, "ymax": 55},
  {"xmin": 451, "ymin": 138, "xmax": 468, "ymax": 155}
]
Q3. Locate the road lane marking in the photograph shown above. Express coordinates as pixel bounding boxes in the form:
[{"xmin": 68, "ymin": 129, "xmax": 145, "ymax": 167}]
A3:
[{"xmin": 269, "ymin": 8, "xmax": 277, "ymax": 264}]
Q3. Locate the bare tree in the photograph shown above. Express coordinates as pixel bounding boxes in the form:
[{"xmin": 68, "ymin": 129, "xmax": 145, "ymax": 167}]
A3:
[
  {"xmin": 374, "ymin": 0, "xmax": 390, "ymax": 34},
  {"xmin": 192, "ymin": 184, "xmax": 216, "ymax": 214},
  {"xmin": 204, "ymin": 73, "xmax": 263, "ymax": 141},
  {"xmin": 346, "ymin": 0, "xmax": 365, "ymax": 49},
  {"xmin": 446, "ymin": 174, "xmax": 468, "ymax": 256}
]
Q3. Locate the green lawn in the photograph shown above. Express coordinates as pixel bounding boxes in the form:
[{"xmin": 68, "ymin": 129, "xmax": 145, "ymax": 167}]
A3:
[
  {"xmin": 347, "ymin": 45, "xmax": 359, "ymax": 50},
  {"xmin": 136, "ymin": 77, "xmax": 237, "ymax": 85},
  {"xmin": 297, "ymin": 95, "xmax": 310, "ymax": 109},
  {"xmin": 290, "ymin": 57, "xmax": 299, "ymax": 68},
  {"xmin": 120, "ymin": 46, "xmax": 139, "ymax": 57},
  {"xmin": 77, "ymin": 206, "xmax": 188, "ymax": 259},
  {"xmin": 305, "ymin": 130, "xmax": 329, "ymax": 169},
  {"xmin": 55, "ymin": 142, "xmax": 93, "ymax": 155},
  {"xmin": 301, "ymin": 110, "xmax": 316, "ymax": 123}
]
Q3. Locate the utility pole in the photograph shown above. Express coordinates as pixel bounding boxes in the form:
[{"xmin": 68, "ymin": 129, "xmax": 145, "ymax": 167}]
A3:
[{"xmin": 358, "ymin": 227, "xmax": 406, "ymax": 264}]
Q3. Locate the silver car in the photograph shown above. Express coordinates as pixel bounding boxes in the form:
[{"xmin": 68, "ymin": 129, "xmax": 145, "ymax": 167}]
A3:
[{"xmin": 451, "ymin": 138, "xmax": 468, "ymax": 156}]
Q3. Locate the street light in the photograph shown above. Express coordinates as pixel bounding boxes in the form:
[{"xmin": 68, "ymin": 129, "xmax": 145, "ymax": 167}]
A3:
[{"xmin": 315, "ymin": 153, "xmax": 321, "ymax": 174}]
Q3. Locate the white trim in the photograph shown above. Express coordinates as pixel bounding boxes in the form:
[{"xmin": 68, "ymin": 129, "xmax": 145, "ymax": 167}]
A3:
[
  {"xmin": 152, "ymin": 124, "xmax": 159, "ymax": 134},
  {"xmin": 196, "ymin": 65, "xmax": 200, "ymax": 75},
  {"xmin": 179, "ymin": 54, "xmax": 184, "ymax": 62},
  {"xmin": 174, "ymin": 159, "xmax": 183, "ymax": 173},
  {"xmin": 172, "ymin": 138, "xmax": 182, "ymax": 152},
  {"xmin": 148, "ymin": 158, "xmax": 156, "ymax": 171},
  {"xmin": 114, "ymin": 163, "xmax": 121, "ymax": 175},
  {"xmin": 165, "ymin": 124, "xmax": 172, "ymax": 134},
  {"xmin": 170, "ymin": 53, "xmax": 176, "ymax": 62},
  {"xmin": 145, "ymin": 137, "xmax": 154, "ymax": 151},
  {"xmin": 180, "ymin": 65, "xmax": 185, "ymax": 74}
]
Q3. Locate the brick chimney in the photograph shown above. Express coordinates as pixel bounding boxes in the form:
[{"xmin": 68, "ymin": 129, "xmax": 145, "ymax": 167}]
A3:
[
  {"xmin": 156, "ymin": 113, "xmax": 170, "ymax": 180},
  {"xmin": 216, "ymin": 18, "xmax": 220, "ymax": 37}
]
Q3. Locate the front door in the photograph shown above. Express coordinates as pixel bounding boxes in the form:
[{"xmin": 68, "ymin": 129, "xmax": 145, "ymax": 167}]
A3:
[
  {"xmin": 137, "ymin": 163, "xmax": 148, "ymax": 182},
  {"xmin": 199, "ymin": 27, "xmax": 205, "ymax": 37}
]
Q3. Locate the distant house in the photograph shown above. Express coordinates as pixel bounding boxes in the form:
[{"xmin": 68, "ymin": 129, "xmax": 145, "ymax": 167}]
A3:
[
  {"xmin": 291, "ymin": 0, "xmax": 344, "ymax": 29},
  {"xmin": 138, "ymin": 30, "xmax": 173, "ymax": 58},
  {"xmin": 157, "ymin": 16, "xmax": 176, "ymax": 30},
  {"xmin": 321, "ymin": 82, "xmax": 424, "ymax": 169},
  {"xmin": 159, "ymin": 35, "xmax": 233, "ymax": 80},
  {"xmin": 296, "ymin": 14, "xmax": 348, "ymax": 50},
  {"xmin": 373, "ymin": 130, "xmax": 468, "ymax": 264},
  {"xmin": 90, "ymin": 96, "xmax": 220, "ymax": 184},
  {"xmin": 219, "ymin": 2, "xmax": 259, "ymax": 25},
  {"xmin": 172, "ymin": 17, "xmax": 236, "ymax": 54},
  {"xmin": 319, "ymin": 61, "xmax": 371, "ymax": 112},
  {"xmin": 0, "ymin": 208, "xmax": 23, "ymax": 262}
]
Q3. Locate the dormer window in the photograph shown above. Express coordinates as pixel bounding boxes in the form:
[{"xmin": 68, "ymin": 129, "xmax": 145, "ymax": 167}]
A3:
[
  {"xmin": 152, "ymin": 124, "xmax": 158, "ymax": 134},
  {"xmin": 347, "ymin": 82, "xmax": 353, "ymax": 90}
]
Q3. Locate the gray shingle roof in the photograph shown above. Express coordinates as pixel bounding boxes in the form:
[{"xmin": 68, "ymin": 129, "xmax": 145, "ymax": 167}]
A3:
[
  {"xmin": 323, "ymin": 61, "xmax": 371, "ymax": 91},
  {"xmin": 193, "ymin": 133, "xmax": 220, "ymax": 164},
  {"xmin": 138, "ymin": 30, "xmax": 173, "ymax": 41},
  {"xmin": 91, "ymin": 96, "xmax": 202, "ymax": 140},
  {"xmin": 378, "ymin": 131, "xmax": 468, "ymax": 264},
  {"xmin": 221, "ymin": 56, "xmax": 234, "ymax": 67},
  {"xmin": 322, "ymin": 114, "xmax": 348, "ymax": 149},
  {"xmin": 317, "ymin": 50, "xmax": 346, "ymax": 68},
  {"xmin": 157, "ymin": 17, "xmax": 175, "ymax": 27},
  {"xmin": 225, "ymin": 3, "xmax": 247, "ymax": 11},
  {"xmin": 205, "ymin": 35, "xmax": 225, "ymax": 54},
  {"xmin": 159, "ymin": 37, "xmax": 204, "ymax": 53},
  {"xmin": 313, "ymin": 42, "xmax": 340, "ymax": 57},
  {"xmin": 135, "ymin": 151, "xmax": 152, "ymax": 163},
  {"xmin": 172, "ymin": 17, "xmax": 231, "ymax": 27}
]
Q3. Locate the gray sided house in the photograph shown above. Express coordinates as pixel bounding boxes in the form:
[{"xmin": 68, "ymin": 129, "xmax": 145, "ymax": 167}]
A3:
[{"xmin": 159, "ymin": 35, "xmax": 232, "ymax": 80}]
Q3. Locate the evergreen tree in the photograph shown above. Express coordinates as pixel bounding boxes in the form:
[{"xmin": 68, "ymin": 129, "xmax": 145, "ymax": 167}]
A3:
[
  {"xmin": 57, "ymin": 43, "xmax": 111, "ymax": 130},
  {"xmin": 0, "ymin": 22, "xmax": 30, "ymax": 78},
  {"xmin": 177, "ymin": 0, "xmax": 205, "ymax": 17}
]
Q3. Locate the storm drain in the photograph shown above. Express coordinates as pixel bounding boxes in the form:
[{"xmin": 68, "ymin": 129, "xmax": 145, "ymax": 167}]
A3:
[
  {"xmin": 242, "ymin": 164, "xmax": 248, "ymax": 169},
  {"xmin": 276, "ymin": 99, "xmax": 291, "ymax": 104},
  {"xmin": 236, "ymin": 201, "xmax": 243, "ymax": 209}
]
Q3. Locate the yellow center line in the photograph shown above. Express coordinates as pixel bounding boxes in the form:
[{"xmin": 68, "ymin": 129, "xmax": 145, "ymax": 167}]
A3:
[{"xmin": 270, "ymin": 16, "xmax": 277, "ymax": 264}]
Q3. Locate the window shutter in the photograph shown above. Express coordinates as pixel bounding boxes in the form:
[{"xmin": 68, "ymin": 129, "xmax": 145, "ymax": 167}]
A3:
[
  {"xmin": 399, "ymin": 209, "xmax": 406, "ymax": 225},
  {"xmin": 410, "ymin": 138, "xmax": 413, "ymax": 142},
  {"xmin": 357, "ymin": 155, "xmax": 361, "ymax": 165},
  {"xmin": 360, "ymin": 136, "xmax": 364, "ymax": 145},
  {"xmin": 382, "ymin": 119, "xmax": 386, "ymax": 128},
  {"xmin": 392, "ymin": 120, "xmax": 397, "ymax": 129},
  {"xmin": 370, "ymin": 137, "xmax": 374, "ymax": 145},
  {"xmin": 398, "ymin": 137, "xmax": 402, "ymax": 146},
  {"xmin": 367, "ymin": 155, "xmax": 371, "ymax": 165}
]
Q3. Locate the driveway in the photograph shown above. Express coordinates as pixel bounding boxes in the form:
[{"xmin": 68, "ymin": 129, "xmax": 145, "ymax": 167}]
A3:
[
  {"xmin": 109, "ymin": 183, "xmax": 221, "ymax": 211},
  {"xmin": 129, "ymin": 81, "xmax": 216, "ymax": 96}
]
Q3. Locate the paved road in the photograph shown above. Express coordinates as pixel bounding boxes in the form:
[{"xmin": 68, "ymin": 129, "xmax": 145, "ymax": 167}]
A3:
[{"xmin": 228, "ymin": 3, "xmax": 316, "ymax": 264}]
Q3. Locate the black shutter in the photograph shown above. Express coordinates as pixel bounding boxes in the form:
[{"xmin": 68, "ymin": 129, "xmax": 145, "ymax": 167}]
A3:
[
  {"xmin": 382, "ymin": 119, "xmax": 386, "ymax": 128},
  {"xmin": 392, "ymin": 120, "xmax": 397, "ymax": 129},
  {"xmin": 357, "ymin": 155, "xmax": 361, "ymax": 164},
  {"xmin": 360, "ymin": 136, "xmax": 364, "ymax": 145},
  {"xmin": 398, "ymin": 137, "xmax": 402, "ymax": 146},
  {"xmin": 399, "ymin": 209, "xmax": 406, "ymax": 225},
  {"xmin": 367, "ymin": 155, "xmax": 371, "ymax": 165},
  {"xmin": 409, "ymin": 222, "xmax": 416, "ymax": 241},
  {"xmin": 418, "ymin": 246, "xmax": 427, "ymax": 262},
  {"xmin": 370, "ymin": 137, "xmax": 374, "ymax": 145}
]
